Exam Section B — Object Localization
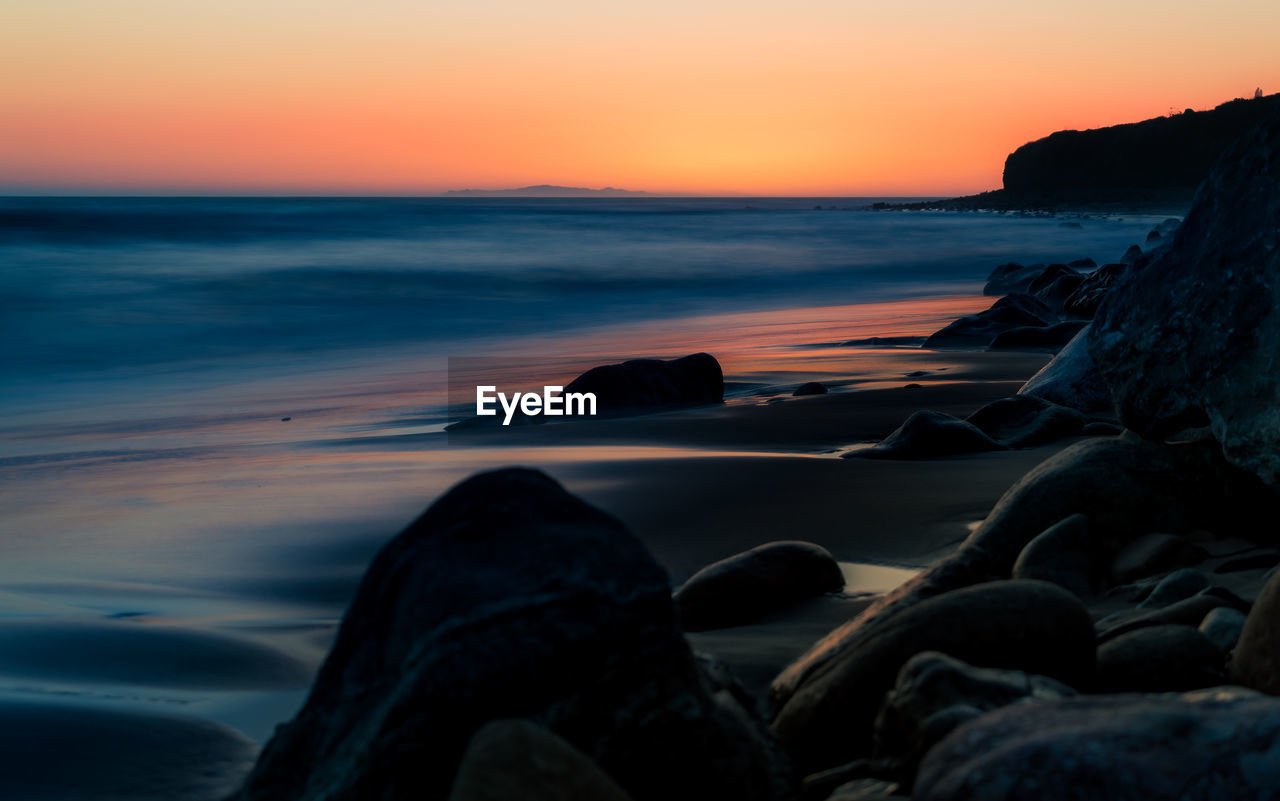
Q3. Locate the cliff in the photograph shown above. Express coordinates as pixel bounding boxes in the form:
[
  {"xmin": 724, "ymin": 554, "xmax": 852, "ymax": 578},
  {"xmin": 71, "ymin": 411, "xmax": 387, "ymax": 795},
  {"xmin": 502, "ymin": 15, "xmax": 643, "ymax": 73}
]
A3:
[
  {"xmin": 1001, "ymin": 94, "xmax": 1280, "ymax": 199},
  {"xmin": 878, "ymin": 92, "xmax": 1280, "ymax": 211}
]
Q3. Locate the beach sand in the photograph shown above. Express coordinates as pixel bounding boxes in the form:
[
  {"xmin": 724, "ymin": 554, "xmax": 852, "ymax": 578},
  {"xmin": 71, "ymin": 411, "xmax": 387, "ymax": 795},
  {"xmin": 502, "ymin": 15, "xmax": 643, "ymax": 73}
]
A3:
[{"xmin": 0, "ymin": 342, "xmax": 1085, "ymax": 799}]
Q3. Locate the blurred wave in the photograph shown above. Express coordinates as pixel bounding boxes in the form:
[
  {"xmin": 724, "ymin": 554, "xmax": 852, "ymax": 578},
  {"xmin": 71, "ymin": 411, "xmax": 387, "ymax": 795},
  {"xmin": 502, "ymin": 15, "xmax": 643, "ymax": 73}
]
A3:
[{"xmin": 0, "ymin": 196, "xmax": 1161, "ymax": 376}]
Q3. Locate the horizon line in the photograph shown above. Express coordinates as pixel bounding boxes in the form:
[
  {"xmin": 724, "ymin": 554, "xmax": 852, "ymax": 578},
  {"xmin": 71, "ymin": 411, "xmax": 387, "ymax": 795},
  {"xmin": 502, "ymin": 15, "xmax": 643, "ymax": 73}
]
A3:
[{"xmin": 0, "ymin": 190, "xmax": 966, "ymax": 199}]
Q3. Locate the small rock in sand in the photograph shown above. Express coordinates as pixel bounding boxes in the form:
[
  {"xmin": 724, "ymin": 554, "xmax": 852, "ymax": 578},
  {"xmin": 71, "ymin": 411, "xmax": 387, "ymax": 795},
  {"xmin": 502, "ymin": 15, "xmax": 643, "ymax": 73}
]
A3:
[
  {"xmin": 675, "ymin": 541, "xmax": 845, "ymax": 632},
  {"xmin": 564, "ymin": 352, "xmax": 724, "ymax": 415},
  {"xmin": 987, "ymin": 321, "xmax": 1087, "ymax": 352},
  {"xmin": 923, "ymin": 294, "xmax": 1055, "ymax": 349},
  {"xmin": 793, "ymin": 381, "xmax": 828, "ymax": 396},
  {"xmin": 847, "ymin": 410, "xmax": 1006, "ymax": 460},
  {"xmin": 965, "ymin": 395, "xmax": 1084, "ymax": 448}
]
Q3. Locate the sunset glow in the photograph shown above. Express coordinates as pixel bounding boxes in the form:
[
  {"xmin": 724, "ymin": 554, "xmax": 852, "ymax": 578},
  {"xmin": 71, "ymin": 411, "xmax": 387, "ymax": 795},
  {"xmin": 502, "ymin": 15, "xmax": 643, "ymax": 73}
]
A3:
[{"xmin": 4, "ymin": 0, "xmax": 1279, "ymax": 195}]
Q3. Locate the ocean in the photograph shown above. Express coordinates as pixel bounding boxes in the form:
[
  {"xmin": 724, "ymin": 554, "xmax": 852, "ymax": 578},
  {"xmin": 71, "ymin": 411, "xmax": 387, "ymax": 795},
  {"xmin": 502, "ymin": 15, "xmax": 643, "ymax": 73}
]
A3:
[{"xmin": 0, "ymin": 196, "xmax": 1167, "ymax": 789}]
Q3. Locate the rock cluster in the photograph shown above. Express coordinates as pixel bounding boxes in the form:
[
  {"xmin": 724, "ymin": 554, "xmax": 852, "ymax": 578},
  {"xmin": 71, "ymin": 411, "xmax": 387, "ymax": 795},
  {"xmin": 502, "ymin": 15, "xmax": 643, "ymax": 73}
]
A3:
[{"xmin": 846, "ymin": 393, "xmax": 1090, "ymax": 460}]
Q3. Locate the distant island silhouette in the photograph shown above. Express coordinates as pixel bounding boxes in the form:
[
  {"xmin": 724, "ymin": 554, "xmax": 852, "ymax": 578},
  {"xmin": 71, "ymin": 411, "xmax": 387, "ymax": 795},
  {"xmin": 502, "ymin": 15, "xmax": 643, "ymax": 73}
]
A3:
[{"xmin": 443, "ymin": 185, "xmax": 652, "ymax": 197}]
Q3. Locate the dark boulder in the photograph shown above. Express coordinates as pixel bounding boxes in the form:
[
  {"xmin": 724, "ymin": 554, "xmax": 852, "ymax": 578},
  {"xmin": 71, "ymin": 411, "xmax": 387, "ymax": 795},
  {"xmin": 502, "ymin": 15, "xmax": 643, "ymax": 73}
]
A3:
[
  {"xmin": 916, "ymin": 690, "xmax": 1280, "ymax": 801},
  {"xmin": 1119, "ymin": 243, "xmax": 1144, "ymax": 263},
  {"xmin": 1025, "ymin": 264, "xmax": 1079, "ymax": 296},
  {"xmin": 1089, "ymin": 106, "xmax": 1280, "ymax": 486},
  {"xmin": 1062, "ymin": 262, "xmax": 1126, "ymax": 318},
  {"xmin": 674, "ymin": 541, "xmax": 845, "ymax": 632},
  {"xmin": 234, "ymin": 468, "xmax": 791, "ymax": 801},
  {"xmin": 1010, "ymin": 514, "xmax": 1096, "ymax": 597},
  {"xmin": 793, "ymin": 381, "xmax": 828, "ymax": 396},
  {"xmin": 1095, "ymin": 624, "xmax": 1224, "ymax": 693},
  {"xmin": 874, "ymin": 652, "xmax": 1074, "ymax": 771},
  {"xmin": 769, "ymin": 580, "xmax": 1095, "ymax": 774},
  {"xmin": 923, "ymin": 294, "xmax": 1054, "ymax": 349},
  {"xmin": 847, "ymin": 410, "xmax": 1006, "ymax": 460},
  {"xmin": 1034, "ymin": 274, "xmax": 1086, "ymax": 313},
  {"xmin": 988, "ymin": 321, "xmax": 1088, "ymax": 352},
  {"xmin": 1018, "ymin": 326, "xmax": 1112, "ymax": 413},
  {"xmin": 965, "ymin": 395, "xmax": 1084, "ymax": 448},
  {"xmin": 982, "ymin": 263, "xmax": 1045, "ymax": 296},
  {"xmin": 563, "ymin": 352, "xmax": 723, "ymax": 416}
]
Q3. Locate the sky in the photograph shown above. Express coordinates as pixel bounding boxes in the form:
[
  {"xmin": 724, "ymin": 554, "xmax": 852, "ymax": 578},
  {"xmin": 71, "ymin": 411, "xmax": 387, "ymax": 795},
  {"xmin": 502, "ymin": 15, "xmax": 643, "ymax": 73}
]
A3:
[{"xmin": 3, "ymin": 0, "xmax": 1279, "ymax": 196}]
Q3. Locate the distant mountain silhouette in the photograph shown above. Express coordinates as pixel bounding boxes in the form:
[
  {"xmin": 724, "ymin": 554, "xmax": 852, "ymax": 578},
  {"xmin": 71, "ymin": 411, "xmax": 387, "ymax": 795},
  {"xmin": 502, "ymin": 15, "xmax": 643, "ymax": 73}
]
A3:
[{"xmin": 443, "ymin": 185, "xmax": 651, "ymax": 197}]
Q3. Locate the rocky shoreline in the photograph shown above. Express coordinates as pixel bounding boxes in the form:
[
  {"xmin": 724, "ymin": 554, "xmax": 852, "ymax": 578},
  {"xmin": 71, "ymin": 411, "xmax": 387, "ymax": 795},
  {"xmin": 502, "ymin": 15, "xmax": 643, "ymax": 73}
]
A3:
[{"xmin": 227, "ymin": 108, "xmax": 1280, "ymax": 801}]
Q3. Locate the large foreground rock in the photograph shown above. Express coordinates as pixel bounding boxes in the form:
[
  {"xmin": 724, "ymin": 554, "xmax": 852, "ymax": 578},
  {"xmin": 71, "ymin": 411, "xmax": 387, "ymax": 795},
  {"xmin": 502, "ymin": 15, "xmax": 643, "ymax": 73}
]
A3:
[
  {"xmin": 770, "ymin": 580, "xmax": 1095, "ymax": 774},
  {"xmin": 1089, "ymin": 106, "xmax": 1280, "ymax": 485},
  {"xmin": 564, "ymin": 352, "xmax": 724, "ymax": 415},
  {"xmin": 234, "ymin": 468, "xmax": 790, "ymax": 801},
  {"xmin": 915, "ymin": 690, "xmax": 1280, "ymax": 801},
  {"xmin": 674, "ymin": 541, "xmax": 845, "ymax": 631}
]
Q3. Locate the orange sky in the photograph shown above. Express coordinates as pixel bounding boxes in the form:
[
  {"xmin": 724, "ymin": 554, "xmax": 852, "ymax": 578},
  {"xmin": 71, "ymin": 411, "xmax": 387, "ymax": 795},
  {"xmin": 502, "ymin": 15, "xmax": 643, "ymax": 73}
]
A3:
[{"xmin": 3, "ymin": 0, "xmax": 1278, "ymax": 195}]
